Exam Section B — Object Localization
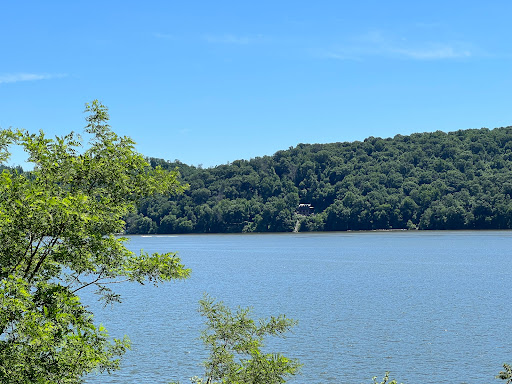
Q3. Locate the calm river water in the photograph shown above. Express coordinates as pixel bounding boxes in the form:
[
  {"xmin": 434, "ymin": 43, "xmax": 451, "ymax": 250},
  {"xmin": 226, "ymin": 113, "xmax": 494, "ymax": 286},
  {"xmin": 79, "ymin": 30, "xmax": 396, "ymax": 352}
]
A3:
[{"xmin": 82, "ymin": 231, "xmax": 512, "ymax": 384}]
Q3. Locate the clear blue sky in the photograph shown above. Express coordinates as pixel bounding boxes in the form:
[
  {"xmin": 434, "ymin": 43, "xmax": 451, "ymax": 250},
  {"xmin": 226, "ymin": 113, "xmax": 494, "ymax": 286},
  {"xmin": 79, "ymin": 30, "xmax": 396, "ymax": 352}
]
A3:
[{"xmin": 1, "ymin": 1, "xmax": 511, "ymax": 168}]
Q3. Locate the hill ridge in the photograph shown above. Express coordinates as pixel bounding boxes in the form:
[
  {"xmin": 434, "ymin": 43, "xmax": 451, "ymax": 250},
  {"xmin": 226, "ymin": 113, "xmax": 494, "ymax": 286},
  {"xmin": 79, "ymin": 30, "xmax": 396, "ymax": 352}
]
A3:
[{"xmin": 126, "ymin": 126, "xmax": 512, "ymax": 233}]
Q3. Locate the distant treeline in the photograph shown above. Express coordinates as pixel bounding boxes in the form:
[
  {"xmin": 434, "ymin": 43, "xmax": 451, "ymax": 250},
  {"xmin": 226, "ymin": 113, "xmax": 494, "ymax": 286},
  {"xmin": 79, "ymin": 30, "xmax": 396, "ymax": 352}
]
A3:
[
  {"xmin": 125, "ymin": 127, "xmax": 512, "ymax": 234},
  {"xmin": 0, "ymin": 165, "xmax": 23, "ymax": 173}
]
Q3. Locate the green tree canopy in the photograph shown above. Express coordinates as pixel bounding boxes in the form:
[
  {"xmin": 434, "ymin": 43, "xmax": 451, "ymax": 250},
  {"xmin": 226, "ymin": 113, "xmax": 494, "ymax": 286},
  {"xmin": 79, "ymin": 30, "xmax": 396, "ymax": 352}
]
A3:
[
  {"xmin": 0, "ymin": 101, "xmax": 190, "ymax": 383},
  {"xmin": 171, "ymin": 295, "xmax": 301, "ymax": 384},
  {"xmin": 128, "ymin": 126, "xmax": 512, "ymax": 234}
]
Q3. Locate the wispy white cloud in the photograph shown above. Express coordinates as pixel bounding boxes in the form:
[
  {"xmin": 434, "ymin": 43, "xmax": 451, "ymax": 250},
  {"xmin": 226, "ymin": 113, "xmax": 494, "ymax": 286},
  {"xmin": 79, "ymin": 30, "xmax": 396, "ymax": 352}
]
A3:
[
  {"xmin": 321, "ymin": 51, "xmax": 363, "ymax": 61},
  {"xmin": 391, "ymin": 45, "xmax": 471, "ymax": 60},
  {"xmin": 154, "ymin": 32, "xmax": 176, "ymax": 40},
  {"xmin": 203, "ymin": 34, "xmax": 264, "ymax": 45},
  {"xmin": 416, "ymin": 22, "xmax": 443, "ymax": 29},
  {"xmin": 357, "ymin": 30, "xmax": 387, "ymax": 45},
  {"xmin": 321, "ymin": 30, "xmax": 473, "ymax": 61},
  {"xmin": 0, "ymin": 73, "xmax": 66, "ymax": 84}
]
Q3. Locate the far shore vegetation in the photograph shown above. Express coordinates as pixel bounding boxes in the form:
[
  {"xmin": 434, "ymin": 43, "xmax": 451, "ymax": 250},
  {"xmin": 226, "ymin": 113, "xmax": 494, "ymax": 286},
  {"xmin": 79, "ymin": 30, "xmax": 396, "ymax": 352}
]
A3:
[{"xmin": 126, "ymin": 126, "xmax": 512, "ymax": 234}]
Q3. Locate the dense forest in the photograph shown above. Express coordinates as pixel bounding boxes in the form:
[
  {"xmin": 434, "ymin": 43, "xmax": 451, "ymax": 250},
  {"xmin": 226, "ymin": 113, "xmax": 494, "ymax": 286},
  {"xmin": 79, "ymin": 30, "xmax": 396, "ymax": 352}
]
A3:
[{"xmin": 125, "ymin": 126, "xmax": 512, "ymax": 234}]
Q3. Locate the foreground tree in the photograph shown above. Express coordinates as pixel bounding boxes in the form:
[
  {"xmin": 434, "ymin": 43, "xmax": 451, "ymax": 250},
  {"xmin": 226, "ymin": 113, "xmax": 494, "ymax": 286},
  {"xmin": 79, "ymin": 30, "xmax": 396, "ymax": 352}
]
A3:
[
  {"xmin": 0, "ymin": 101, "xmax": 190, "ymax": 383},
  {"xmin": 171, "ymin": 295, "xmax": 301, "ymax": 384},
  {"xmin": 370, "ymin": 373, "xmax": 403, "ymax": 384},
  {"xmin": 498, "ymin": 364, "xmax": 512, "ymax": 383}
]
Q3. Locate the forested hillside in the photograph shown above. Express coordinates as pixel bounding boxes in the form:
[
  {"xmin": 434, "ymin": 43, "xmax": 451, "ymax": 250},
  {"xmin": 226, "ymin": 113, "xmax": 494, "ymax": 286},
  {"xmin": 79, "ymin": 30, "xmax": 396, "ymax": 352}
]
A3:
[{"xmin": 125, "ymin": 126, "xmax": 512, "ymax": 233}]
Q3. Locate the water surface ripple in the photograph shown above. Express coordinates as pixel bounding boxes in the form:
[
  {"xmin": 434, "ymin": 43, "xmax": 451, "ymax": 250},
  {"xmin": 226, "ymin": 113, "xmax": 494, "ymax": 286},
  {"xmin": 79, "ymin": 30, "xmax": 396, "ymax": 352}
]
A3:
[{"xmin": 82, "ymin": 231, "xmax": 512, "ymax": 384}]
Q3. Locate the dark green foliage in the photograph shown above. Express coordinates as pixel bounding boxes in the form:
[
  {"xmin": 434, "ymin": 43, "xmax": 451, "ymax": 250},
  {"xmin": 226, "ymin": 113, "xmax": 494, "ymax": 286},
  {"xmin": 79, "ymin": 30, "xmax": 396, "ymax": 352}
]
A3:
[{"xmin": 127, "ymin": 126, "xmax": 512, "ymax": 233}]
